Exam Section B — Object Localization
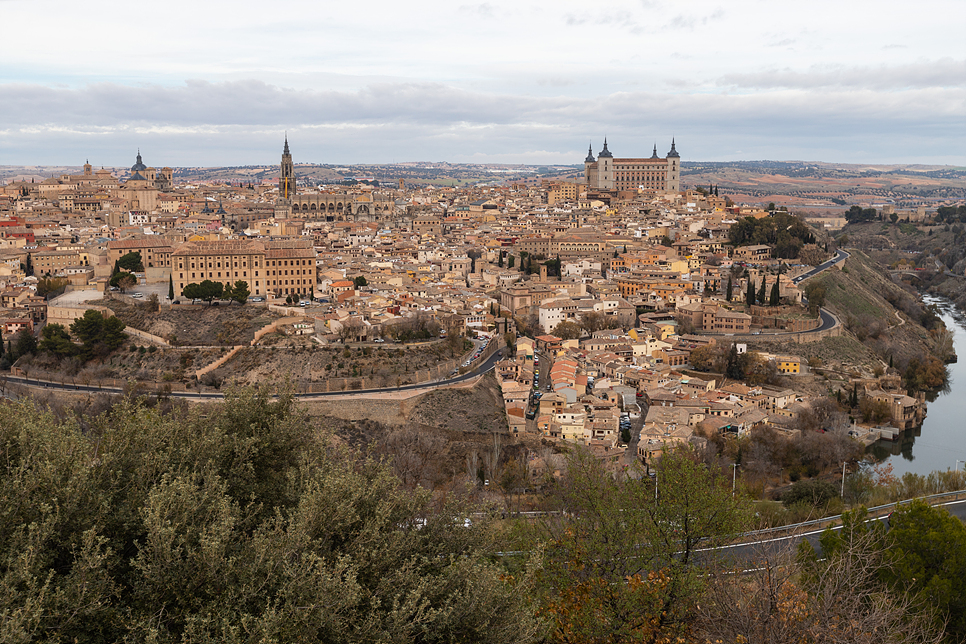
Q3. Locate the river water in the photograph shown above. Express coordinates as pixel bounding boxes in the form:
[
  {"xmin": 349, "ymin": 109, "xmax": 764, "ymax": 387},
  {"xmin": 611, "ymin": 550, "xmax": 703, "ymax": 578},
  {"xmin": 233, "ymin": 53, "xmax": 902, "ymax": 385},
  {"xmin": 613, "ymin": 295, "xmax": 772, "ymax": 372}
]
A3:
[{"xmin": 871, "ymin": 296, "xmax": 966, "ymax": 476}]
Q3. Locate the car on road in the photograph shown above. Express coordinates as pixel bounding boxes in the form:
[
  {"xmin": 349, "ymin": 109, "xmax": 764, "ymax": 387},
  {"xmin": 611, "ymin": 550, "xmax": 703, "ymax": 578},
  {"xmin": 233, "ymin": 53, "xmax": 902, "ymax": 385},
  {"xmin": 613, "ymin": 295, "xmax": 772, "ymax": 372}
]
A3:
[
  {"xmin": 251, "ymin": 296, "xmax": 265, "ymax": 302},
  {"xmin": 131, "ymin": 292, "xmax": 143, "ymax": 299}
]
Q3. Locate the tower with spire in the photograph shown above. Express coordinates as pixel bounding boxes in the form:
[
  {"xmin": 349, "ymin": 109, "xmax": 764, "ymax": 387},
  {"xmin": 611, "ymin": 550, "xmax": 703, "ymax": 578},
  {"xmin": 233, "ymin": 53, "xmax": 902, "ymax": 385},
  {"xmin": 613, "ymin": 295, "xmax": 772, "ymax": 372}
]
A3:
[
  {"xmin": 666, "ymin": 138, "xmax": 680, "ymax": 192},
  {"xmin": 596, "ymin": 138, "xmax": 614, "ymax": 190},
  {"xmin": 276, "ymin": 135, "xmax": 295, "ymax": 217},
  {"xmin": 279, "ymin": 135, "xmax": 294, "ymax": 201}
]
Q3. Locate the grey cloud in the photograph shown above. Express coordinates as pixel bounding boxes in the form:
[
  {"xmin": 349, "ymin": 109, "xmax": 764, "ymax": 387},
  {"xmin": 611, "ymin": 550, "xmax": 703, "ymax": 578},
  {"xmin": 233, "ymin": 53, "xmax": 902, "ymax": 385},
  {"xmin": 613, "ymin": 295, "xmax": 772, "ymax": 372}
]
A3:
[
  {"xmin": 718, "ymin": 58, "xmax": 966, "ymax": 90},
  {"xmin": 458, "ymin": 3, "xmax": 495, "ymax": 17},
  {"xmin": 564, "ymin": 9, "xmax": 643, "ymax": 33},
  {"xmin": 665, "ymin": 8, "xmax": 724, "ymax": 30},
  {"xmin": 0, "ymin": 80, "xmax": 963, "ymax": 165}
]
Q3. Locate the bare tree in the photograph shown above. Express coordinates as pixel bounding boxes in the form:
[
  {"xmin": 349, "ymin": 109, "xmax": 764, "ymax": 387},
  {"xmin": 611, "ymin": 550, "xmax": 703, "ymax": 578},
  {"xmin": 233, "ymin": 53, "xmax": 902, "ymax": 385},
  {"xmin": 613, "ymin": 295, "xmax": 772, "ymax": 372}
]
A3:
[
  {"xmin": 696, "ymin": 531, "xmax": 944, "ymax": 644},
  {"xmin": 482, "ymin": 433, "xmax": 502, "ymax": 484},
  {"xmin": 466, "ymin": 449, "xmax": 479, "ymax": 486}
]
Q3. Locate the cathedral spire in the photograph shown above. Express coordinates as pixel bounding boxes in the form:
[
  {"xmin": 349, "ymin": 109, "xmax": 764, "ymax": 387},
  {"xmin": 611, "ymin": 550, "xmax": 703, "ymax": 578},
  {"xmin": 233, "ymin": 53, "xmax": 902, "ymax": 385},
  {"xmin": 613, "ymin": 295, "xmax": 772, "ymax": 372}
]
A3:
[
  {"xmin": 283, "ymin": 134, "xmax": 290, "ymax": 156},
  {"xmin": 585, "ymin": 142, "xmax": 595, "ymax": 163},
  {"xmin": 667, "ymin": 137, "xmax": 679, "ymax": 158},
  {"xmin": 598, "ymin": 137, "xmax": 613, "ymax": 158}
]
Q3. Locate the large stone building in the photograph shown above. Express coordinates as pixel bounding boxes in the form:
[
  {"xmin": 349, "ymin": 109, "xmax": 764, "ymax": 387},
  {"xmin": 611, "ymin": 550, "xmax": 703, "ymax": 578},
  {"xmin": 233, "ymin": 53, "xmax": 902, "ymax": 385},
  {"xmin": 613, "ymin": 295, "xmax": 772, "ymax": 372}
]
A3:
[
  {"xmin": 172, "ymin": 239, "xmax": 316, "ymax": 299},
  {"xmin": 274, "ymin": 138, "xmax": 395, "ymax": 222},
  {"xmin": 584, "ymin": 139, "xmax": 680, "ymax": 193}
]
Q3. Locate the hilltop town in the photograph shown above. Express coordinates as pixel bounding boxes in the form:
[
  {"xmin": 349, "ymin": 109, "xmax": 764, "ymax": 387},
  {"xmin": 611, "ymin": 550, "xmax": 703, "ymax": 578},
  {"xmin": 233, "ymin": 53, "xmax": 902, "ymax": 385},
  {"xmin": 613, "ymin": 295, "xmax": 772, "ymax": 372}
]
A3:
[{"xmin": 0, "ymin": 139, "xmax": 957, "ymax": 481}]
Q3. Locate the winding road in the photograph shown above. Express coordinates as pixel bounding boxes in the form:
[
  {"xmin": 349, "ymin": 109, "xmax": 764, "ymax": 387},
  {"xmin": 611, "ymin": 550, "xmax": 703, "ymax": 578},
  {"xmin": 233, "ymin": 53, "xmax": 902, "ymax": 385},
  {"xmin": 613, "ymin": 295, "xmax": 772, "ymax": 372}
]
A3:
[
  {"xmin": 3, "ymin": 343, "xmax": 505, "ymax": 401},
  {"xmin": 792, "ymin": 248, "xmax": 850, "ymax": 285}
]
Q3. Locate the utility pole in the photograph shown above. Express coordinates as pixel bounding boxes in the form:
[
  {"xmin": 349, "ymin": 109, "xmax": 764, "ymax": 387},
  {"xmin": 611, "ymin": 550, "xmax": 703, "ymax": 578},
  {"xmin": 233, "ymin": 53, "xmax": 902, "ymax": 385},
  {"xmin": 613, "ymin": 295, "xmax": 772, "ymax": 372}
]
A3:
[{"xmin": 732, "ymin": 463, "xmax": 739, "ymax": 496}]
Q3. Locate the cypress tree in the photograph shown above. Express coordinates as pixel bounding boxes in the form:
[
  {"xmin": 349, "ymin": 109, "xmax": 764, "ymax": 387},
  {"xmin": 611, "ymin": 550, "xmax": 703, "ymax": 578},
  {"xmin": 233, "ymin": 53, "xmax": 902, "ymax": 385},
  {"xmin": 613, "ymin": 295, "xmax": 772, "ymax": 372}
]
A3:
[
  {"xmin": 769, "ymin": 281, "xmax": 780, "ymax": 306},
  {"xmin": 726, "ymin": 276, "xmax": 733, "ymax": 302},
  {"xmin": 746, "ymin": 279, "xmax": 755, "ymax": 307},
  {"xmin": 498, "ymin": 252, "xmax": 504, "ymax": 267},
  {"xmin": 758, "ymin": 278, "xmax": 767, "ymax": 305},
  {"xmin": 726, "ymin": 344, "xmax": 743, "ymax": 380},
  {"xmin": 168, "ymin": 274, "xmax": 175, "ymax": 300}
]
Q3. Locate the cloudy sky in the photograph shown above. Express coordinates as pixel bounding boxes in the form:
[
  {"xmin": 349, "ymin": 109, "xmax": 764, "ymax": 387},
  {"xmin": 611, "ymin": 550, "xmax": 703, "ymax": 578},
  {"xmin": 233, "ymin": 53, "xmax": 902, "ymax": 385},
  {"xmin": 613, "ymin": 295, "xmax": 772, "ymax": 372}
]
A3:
[{"xmin": 1, "ymin": 0, "xmax": 963, "ymax": 167}]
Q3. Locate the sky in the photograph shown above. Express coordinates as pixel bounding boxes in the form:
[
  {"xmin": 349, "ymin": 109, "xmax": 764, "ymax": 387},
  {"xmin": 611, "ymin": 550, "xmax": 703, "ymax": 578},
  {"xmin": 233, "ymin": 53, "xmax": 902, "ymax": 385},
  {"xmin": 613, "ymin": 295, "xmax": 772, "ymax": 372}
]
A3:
[{"xmin": 1, "ymin": 0, "xmax": 963, "ymax": 167}]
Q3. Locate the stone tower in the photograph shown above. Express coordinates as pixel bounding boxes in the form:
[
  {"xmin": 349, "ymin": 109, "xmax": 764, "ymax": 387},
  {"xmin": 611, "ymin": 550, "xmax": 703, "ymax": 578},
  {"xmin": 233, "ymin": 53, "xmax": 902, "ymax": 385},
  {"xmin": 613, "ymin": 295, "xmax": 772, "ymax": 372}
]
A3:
[
  {"xmin": 597, "ymin": 138, "xmax": 614, "ymax": 190},
  {"xmin": 279, "ymin": 135, "xmax": 295, "ymax": 202},
  {"xmin": 666, "ymin": 138, "xmax": 680, "ymax": 192},
  {"xmin": 275, "ymin": 136, "xmax": 295, "ymax": 218}
]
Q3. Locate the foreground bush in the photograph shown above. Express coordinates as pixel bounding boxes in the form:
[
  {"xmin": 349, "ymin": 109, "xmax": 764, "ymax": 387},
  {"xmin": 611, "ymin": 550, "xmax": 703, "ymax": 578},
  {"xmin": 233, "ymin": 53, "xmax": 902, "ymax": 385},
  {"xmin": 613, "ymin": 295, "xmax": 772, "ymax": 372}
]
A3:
[{"xmin": 0, "ymin": 389, "xmax": 537, "ymax": 643}]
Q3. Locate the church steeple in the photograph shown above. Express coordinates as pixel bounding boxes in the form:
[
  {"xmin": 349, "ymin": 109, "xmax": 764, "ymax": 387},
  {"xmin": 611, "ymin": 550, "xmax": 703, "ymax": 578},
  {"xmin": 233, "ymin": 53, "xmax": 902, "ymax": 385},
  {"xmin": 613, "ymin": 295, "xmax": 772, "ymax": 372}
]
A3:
[
  {"xmin": 651, "ymin": 143, "xmax": 658, "ymax": 159},
  {"xmin": 585, "ymin": 142, "xmax": 595, "ymax": 163},
  {"xmin": 279, "ymin": 135, "xmax": 295, "ymax": 201}
]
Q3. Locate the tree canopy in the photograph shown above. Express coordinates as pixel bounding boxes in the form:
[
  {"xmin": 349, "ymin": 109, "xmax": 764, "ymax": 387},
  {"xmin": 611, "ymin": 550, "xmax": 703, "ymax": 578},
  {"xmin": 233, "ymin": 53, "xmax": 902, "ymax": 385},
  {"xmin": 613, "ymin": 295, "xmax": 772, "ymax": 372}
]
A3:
[
  {"xmin": 551, "ymin": 320, "xmax": 582, "ymax": 340},
  {"xmin": 531, "ymin": 447, "xmax": 751, "ymax": 643},
  {"xmin": 69, "ymin": 308, "xmax": 126, "ymax": 359},
  {"xmin": 728, "ymin": 211, "xmax": 817, "ymax": 259},
  {"xmin": 227, "ymin": 280, "xmax": 249, "ymax": 305},
  {"xmin": 182, "ymin": 280, "xmax": 224, "ymax": 304},
  {"xmin": 109, "ymin": 270, "xmax": 137, "ymax": 292},
  {"xmin": 117, "ymin": 250, "xmax": 145, "ymax": 272},
  {"xmin": 845, "ymin": 205, "xmax": 879, "ymax": 223},
  {"xmin": 0, "ymin": 389, "xmax": 537, "ymax": 643}
]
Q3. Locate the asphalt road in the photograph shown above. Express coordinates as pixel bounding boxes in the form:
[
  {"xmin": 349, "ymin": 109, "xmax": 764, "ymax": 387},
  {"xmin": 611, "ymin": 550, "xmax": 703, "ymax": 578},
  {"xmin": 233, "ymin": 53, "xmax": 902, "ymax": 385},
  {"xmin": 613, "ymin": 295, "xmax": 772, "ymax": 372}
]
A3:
[
  {"xmin": 2, "ymin": 342, "xmax": 504, "ymax": 401},
  {"xmin": 713, "ymin": 496, "xmax": 966, "ymax": 566},
  {"xmin": 792, "ymin": 248, "xmax": 850, "ymax": 285}
]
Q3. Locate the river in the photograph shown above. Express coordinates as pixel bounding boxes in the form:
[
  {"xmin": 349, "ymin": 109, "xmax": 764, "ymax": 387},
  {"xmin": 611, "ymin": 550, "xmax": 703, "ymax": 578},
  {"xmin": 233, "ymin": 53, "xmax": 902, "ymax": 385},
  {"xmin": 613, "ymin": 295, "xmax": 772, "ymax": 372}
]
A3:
[{"xmin": 871, "ymin": 296, "xmax": 966, "ymax": 476}]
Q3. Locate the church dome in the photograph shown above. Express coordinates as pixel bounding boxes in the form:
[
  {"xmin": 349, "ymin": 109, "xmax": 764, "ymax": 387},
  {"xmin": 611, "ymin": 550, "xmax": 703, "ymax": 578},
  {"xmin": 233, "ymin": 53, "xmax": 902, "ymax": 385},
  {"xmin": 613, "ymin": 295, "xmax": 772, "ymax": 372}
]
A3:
[{"xmin": 131, "ymin": 150, "xmax": 147, "ymax": 172}]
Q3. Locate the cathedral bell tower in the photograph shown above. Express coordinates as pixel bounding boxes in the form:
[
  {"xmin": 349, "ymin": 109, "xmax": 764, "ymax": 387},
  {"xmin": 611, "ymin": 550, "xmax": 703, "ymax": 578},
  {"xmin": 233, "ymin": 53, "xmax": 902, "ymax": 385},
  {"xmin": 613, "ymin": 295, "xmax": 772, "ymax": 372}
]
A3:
[
  {"xmin": 279, "ymin": 135, "xmax": 295, "ymax": 201},
  {"xmin": 276, "ymin": 135, "xmax": 295, "ymax": 217}
]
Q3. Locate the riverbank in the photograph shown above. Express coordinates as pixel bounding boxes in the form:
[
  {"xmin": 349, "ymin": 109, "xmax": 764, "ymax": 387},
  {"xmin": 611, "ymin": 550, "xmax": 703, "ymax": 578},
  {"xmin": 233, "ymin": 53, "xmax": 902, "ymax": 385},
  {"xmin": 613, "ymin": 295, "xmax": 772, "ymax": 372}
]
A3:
[{"xmin": 873, "ymin": 296, "xmax": 966, "ymax": 476}]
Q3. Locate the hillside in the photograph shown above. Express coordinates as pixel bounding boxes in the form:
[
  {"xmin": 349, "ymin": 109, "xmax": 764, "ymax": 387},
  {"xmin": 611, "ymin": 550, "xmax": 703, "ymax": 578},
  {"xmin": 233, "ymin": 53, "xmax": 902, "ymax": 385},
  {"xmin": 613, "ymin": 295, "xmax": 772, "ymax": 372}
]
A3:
[
  {"xmin": 812, "ymin": 251, "xmax": 944, "ymax": 372},
  {"xmin": 746, "ymin": 250, "xmax": 947, "ymax": 386},
  {"xmin": 840, "ymin": 219, "xmax": 966, "ymax": 318}
]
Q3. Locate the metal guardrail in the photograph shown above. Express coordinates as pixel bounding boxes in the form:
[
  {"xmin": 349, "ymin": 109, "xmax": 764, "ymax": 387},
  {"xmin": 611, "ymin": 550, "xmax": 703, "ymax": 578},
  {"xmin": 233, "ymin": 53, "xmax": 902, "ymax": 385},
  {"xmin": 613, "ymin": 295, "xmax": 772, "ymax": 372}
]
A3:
[{"xmin": 739, "ymin": 488, "xmax": 966, "ymax": 541}]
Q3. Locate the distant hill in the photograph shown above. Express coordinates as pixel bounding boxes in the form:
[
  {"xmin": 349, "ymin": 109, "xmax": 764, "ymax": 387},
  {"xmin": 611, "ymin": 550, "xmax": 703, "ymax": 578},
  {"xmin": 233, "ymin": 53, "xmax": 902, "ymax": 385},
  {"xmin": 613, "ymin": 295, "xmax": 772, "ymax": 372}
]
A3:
[{"xmin": 681, "ymin": 160, "xmax": 965, "ymax": 211}]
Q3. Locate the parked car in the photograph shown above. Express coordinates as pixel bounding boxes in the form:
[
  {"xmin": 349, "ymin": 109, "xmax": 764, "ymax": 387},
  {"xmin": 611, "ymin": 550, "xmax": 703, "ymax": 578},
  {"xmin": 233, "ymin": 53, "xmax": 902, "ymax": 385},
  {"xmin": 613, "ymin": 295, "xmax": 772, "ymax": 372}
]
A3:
[
  {"xmin": 251, "ymin": 296, "xmax": 265, "ymax": 302},
  {"xmin": 131, "ymin": 292, "xmax": 143, "ymax": 299}
]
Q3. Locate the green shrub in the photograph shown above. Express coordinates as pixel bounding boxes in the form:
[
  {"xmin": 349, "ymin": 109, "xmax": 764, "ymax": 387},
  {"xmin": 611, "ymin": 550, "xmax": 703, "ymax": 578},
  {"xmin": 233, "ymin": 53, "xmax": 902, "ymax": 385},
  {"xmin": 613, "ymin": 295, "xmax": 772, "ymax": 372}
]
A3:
[{"xmin": 782, "ymin": 479, "xmax": 838, "ymax": 508}]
